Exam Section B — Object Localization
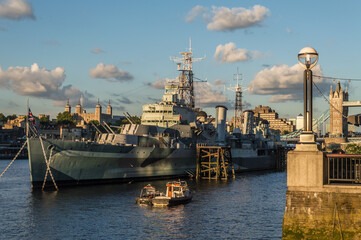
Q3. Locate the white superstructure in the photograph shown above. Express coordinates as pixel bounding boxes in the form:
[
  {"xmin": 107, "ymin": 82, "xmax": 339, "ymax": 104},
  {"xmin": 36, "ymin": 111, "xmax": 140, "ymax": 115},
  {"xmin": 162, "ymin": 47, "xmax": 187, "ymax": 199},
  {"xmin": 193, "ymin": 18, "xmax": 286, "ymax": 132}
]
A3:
[{"xmin": 141, "ymin": 84, "xmax": 196, "ymax": 128}]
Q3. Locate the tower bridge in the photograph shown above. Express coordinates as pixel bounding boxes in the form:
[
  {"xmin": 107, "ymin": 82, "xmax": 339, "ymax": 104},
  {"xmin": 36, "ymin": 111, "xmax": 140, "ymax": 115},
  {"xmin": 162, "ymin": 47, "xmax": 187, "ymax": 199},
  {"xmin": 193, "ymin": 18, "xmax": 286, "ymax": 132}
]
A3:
[
  {"xmin": 281, "ymin": 81, "xmax": 361, "ymax": 141},
  {"xmin": 343, "ymin": 101, "xmax": 361, "ymax": 107}
]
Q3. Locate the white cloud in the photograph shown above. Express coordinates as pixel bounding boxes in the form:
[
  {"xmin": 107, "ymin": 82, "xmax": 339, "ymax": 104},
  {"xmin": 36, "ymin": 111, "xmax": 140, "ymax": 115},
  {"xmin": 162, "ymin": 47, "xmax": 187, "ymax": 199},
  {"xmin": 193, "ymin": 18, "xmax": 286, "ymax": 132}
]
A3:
[
  {"xmin": 213, "ymin": 79, "xmax": 226, "ymax": 86},
  {"xmin": 89, "ymin": 63, "xmax": 133, "ymax": 82},
  {"xmin": 0, "ymin": 0, "xmax": 35, "ymax": 20},
  {"xmin": 0, "ymin": 63, "xmax": 95, "ymax": 107},
  {"xmin": 248, "ymin": 64, "xmax": 326, "ymax": 102},
  {"xmin": 90, "ymin": 47, "xmax": 104, "ymax": 54},
  {"xmin": 185, "ymin": 5, "xmax": 209, "ymax": 22},
  {"xmin": 186, "ymin": 5, "xmax": 270, "ymax": 32},
  {"xmin": 147, "ymin": 77, "xmax": 177, "ymax": 90},
  {"xmin": 214, "ymin": 42, "xmax": 265, "ymax": 63},
  {"xmin": 0, "ymin": 63, "xmax": 65, "ymax": 96},
  {"xmin": 208, "ymin": 5, "xmax": 270, "ymax": 31},
  {"xmin": 195, "ymin": 82, "xmax": 228, "ymax": 108}
]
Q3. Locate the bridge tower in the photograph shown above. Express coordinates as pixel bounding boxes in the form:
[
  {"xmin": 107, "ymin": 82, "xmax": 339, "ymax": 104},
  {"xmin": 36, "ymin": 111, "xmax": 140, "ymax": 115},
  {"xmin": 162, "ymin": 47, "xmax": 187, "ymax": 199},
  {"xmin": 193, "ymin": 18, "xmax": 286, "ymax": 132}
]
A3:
[{"xmin": 329, "ymin": 81, "xmax": 348, "ymax": 137}]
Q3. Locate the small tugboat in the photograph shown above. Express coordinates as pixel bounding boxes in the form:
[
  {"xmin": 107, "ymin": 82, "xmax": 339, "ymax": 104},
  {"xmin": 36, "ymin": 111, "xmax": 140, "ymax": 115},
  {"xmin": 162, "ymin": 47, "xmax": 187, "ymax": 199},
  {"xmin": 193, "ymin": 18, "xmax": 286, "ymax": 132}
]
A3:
[
  {"xmin": 135, "ymin": 181, "xmax": 192, "ymax": 207},
  {"xmin": 135, "ymin": 184, "xmax": 160, "ymax": 205},
  {"xmin": 152, "ymin": 180, "xmax": 192, "ymax": 207}
]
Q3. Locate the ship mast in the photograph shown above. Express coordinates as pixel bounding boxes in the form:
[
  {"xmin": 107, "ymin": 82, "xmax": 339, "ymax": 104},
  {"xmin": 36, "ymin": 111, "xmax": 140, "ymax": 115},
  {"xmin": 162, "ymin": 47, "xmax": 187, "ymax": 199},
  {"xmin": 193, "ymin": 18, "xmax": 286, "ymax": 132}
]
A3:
[
  {"xmin": 170, "ymin": 39, "xmax": 205, "ymax": 109},
  {"xmin": 234, "ymin": 70, "xmax": 243, "ymax": 130}
]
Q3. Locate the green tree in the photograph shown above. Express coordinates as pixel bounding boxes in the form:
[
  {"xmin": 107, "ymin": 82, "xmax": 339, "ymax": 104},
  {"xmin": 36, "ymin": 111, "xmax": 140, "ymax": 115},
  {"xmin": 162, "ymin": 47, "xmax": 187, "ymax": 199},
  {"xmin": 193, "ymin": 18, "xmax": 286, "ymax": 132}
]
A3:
[
  {"xmin": 39, "ymin": 116, "xmax": 50, "ymax": 125},
  {"xmin": 132, "ymin": 116, "xmax": 141, "ymax": 124},
  {"xmin": 56, "ymin": 112, "xmax": 75, "ymax": 125},
  {"xmin": 121, "ymin": 118, "xmax": 130, "ymax": 125},
  {"xmin": 0, "ymin": 113, "xmax": 6, "ymax": 122},
  {"xmin": 88, "ymin": 120, "xmax": 99, "ymax": 126},
  {"xmin": 345, "ymin": 144, "xmax": 361, "ymax": 154},
  {"xmin": 116, "ymin": 116, "xmax": 141, "ymax": 126},
  {"xmin": 6, "ymin": 114, "xmax": 17, "ymax": 120}
]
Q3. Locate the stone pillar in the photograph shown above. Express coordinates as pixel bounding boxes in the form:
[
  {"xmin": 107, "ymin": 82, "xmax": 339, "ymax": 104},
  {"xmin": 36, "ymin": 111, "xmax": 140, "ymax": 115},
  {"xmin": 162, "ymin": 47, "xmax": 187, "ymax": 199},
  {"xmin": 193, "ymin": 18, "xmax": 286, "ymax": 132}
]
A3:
[{"xmin": 287, "ymin": 144, "xmax": 327, "ymax": 191}]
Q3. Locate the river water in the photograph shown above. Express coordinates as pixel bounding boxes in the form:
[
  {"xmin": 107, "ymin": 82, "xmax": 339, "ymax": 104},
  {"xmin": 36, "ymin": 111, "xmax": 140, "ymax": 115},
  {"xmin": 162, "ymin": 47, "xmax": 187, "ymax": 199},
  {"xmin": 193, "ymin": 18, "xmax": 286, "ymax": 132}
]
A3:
[{"xmin": 0, "ymin": 160, "xmax": 287, "ymax": 239}]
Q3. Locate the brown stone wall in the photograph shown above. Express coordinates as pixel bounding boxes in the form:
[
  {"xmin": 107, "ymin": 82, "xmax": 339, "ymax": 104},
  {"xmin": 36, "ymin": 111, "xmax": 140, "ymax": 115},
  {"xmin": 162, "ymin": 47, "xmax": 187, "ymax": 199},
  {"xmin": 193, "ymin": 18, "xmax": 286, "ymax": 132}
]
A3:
[{"xmin": 283, "ymin": 190, "xmax": 361, "ymax": 239}]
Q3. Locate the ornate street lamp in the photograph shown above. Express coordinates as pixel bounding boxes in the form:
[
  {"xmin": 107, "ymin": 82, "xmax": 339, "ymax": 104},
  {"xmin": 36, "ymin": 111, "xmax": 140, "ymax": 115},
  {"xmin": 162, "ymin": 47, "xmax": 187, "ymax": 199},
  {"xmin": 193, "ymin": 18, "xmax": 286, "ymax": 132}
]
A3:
[{"xmin": 298, "ymin": 47, "xmax": 318, "ymax": 143}]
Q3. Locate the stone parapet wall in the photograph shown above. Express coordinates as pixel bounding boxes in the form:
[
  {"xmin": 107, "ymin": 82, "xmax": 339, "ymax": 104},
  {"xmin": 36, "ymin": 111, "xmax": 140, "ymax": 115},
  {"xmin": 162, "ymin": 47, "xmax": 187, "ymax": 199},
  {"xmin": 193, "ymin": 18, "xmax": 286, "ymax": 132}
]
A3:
[{"xmin": 283, "ymin": 190, "xmax": 361, "ymax": 239}]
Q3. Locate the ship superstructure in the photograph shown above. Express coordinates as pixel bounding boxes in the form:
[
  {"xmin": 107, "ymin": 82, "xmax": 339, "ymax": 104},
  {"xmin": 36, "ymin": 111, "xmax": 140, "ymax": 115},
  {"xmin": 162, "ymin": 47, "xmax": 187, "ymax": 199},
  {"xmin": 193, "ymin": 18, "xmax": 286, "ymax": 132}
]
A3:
[{"xmin": 141, "ymin": 84, "xmax": 196, "ymax": 128}]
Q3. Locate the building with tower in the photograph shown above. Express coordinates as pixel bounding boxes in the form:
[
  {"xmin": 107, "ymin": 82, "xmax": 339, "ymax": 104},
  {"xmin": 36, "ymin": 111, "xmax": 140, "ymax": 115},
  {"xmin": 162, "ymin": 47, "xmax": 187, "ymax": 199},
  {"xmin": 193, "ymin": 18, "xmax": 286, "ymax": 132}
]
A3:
[
  {"xmin": 64, "ymin": 99, "xmax": 113, "ymax": 124},
  {"xmin": 329, "ymin": 81, "xmax": 348, "ymax": 137}
]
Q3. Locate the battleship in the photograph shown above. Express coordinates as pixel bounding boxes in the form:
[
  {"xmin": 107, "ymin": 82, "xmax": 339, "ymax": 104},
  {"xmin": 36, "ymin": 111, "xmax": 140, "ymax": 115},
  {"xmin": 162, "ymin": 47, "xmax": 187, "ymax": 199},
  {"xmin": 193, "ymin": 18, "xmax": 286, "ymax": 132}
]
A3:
[
  {"xmin": 27, "ymin": 45, "xmax": 216, "ymax": 188},
  {"xmin": 27, "ymin": 45, "xmax": 279, "ymax": 189}
]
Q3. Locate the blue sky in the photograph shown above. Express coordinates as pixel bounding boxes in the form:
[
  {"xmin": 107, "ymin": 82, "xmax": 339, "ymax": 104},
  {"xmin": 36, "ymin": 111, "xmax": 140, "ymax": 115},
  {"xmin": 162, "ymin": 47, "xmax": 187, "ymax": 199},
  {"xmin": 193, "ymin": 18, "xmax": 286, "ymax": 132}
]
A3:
[{"xmin": 0, "ymin": 0, "xmax": 361, "ymax": 122}]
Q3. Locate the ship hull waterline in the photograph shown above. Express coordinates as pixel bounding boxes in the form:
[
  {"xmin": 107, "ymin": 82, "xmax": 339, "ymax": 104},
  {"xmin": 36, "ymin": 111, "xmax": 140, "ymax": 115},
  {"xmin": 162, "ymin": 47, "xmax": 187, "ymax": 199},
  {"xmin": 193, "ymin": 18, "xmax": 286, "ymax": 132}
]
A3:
[
  {"xmin": 27, "ymin": 138, "xmax": 278, "ymax": 189},
  {"xmin": 27, "ymin": 138, "xmax": 196, "ymax": 189}
]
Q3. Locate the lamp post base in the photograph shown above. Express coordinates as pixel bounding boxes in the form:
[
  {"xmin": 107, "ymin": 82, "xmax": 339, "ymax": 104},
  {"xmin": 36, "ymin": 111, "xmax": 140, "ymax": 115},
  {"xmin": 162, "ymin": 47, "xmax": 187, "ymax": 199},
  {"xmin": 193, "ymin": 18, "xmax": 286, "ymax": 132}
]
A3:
[{"xmin": 299, "ymin": 132, "xmax": 316, "ymax": 143}]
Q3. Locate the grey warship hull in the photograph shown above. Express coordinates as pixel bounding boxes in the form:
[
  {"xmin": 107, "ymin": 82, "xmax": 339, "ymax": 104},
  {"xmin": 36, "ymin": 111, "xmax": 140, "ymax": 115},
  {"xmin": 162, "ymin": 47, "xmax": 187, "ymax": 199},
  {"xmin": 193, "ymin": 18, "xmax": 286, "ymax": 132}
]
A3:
[
  {"xmin": 231, "ymin": 148, "xmax": 277, "ymax": 172},
  {"xmin": 27, "ymin": 138, "xmax": 196, "ymax": 188}
]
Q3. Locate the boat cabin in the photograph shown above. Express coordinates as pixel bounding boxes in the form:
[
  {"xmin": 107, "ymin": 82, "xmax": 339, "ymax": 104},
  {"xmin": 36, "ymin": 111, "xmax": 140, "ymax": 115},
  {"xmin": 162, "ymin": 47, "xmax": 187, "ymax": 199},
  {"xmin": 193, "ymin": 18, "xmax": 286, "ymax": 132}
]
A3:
[
  {"xmin": 140, "ymin": 184, "xmax": 157, "ymax": 198},
  {"xmin": 166, "ymin": 181, "xmax": 188, "ymax": 198}
]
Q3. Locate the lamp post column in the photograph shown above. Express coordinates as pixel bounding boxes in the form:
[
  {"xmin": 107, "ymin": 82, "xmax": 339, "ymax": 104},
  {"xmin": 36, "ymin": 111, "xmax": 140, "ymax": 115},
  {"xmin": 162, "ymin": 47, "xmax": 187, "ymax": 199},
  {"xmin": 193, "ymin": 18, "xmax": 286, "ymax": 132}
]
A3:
[
  {"xmin": 303, "ymin": 70, "xmax": 308, "ymax": 131},
  {"xmin": 308, "ymin": 69, "xmax": 313, "ymax": 132},
  {"xmin": 298, "ymin": 47, "xmax": 318, "ymax": 143}
]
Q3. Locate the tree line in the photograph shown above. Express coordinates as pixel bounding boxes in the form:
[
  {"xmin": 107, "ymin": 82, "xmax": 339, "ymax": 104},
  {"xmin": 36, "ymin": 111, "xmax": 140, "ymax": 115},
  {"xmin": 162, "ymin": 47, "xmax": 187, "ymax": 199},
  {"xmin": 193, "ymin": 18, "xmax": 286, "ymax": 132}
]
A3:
[
  {"xmin": 1, "ymin": 111, "xmax": 141, "ymax": 127},
  {"xmin": 0, "ymin": 113, "xmax": 17, "ymax": 122}
]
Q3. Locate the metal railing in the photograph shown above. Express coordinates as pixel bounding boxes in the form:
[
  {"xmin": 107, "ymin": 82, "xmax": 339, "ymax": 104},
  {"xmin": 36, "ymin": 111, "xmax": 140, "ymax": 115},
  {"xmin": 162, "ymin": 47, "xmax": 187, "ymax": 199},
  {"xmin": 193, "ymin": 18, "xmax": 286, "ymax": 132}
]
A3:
[{"xmin": 327, "ymin": 154, "xmax": 361, "ymax": 184}]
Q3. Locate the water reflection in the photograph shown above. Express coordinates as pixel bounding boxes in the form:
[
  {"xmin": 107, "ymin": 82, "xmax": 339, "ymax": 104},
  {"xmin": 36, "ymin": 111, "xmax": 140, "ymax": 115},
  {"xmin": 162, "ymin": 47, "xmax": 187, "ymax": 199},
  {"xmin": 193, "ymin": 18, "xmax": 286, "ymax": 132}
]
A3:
[{"xmin": 0, "ymin": 160, "xmax": 287, "ymax": 239}]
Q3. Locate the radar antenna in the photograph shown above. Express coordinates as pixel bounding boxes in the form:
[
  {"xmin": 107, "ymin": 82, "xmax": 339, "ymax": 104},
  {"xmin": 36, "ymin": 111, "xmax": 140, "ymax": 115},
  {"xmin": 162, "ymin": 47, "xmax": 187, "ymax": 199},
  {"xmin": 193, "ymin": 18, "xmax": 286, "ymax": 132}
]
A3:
[{"xmin": 170, "ymin": 39, "xmax": 205, "ymax": 108}]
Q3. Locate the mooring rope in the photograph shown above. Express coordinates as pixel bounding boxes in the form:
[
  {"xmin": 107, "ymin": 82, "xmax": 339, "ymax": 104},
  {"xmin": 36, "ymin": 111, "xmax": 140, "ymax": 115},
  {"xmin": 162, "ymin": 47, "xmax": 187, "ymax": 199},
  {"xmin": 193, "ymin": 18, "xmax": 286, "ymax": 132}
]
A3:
[
  {"xmin": 39, "ymin": 136, "xmax": 58, "ymax": 191},
  {"xmin": 41, "ymin": 146, "xmax": 54, "ymax": 190},
  {"xmin": 0, "ymin": 141, "xmax": 27, "ymax": 179}
]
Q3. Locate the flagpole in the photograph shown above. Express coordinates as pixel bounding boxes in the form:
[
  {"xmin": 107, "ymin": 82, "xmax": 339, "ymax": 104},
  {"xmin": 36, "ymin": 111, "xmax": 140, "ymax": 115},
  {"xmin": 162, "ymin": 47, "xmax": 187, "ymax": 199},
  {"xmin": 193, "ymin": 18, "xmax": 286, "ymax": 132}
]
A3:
[{"xmin": 26, "ymin": 98, "xmax": 29, "ymax": 138}]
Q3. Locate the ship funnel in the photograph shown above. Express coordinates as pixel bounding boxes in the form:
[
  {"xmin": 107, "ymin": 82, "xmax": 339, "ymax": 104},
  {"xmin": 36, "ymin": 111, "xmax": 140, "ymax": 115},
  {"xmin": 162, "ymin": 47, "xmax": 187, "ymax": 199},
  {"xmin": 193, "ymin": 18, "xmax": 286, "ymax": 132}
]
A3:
[
  {"xmin": 242, "ymin": 110, "xmax": 254, "ymax": 134},
  {"xmin": 216, "ymin": 105, "xmax": 228, "ymax": 143}
]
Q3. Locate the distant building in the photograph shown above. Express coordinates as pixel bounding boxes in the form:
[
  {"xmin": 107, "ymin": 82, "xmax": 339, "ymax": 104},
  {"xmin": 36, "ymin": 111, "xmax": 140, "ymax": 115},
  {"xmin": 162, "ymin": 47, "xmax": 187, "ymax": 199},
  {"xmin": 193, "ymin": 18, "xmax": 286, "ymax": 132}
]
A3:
[
  {"xmin": 288, "ymin": 118, "xmax": 296, "ymax": 126},
  {"xmin": 64, "ymin": 99, "xmax": 113, "ymax": 124},
  {"xmin": 2, "ymin": 115, "xmax": 28, "ymax": 129},
  {"xmin": 296, "ymin": 114, "xmax": 304, "ymax": 130},
  {"xmin": 295, "ymin": 114, "xmax": 319, "ymax": 134},
  {"xmin": 253, "ymin": 105, "xmax": 295, "ymax": 134}
]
